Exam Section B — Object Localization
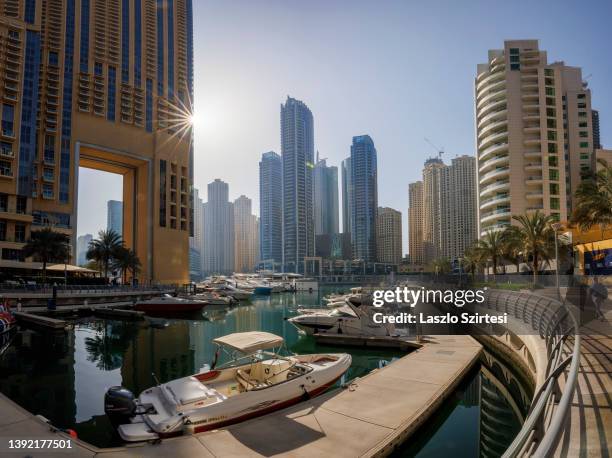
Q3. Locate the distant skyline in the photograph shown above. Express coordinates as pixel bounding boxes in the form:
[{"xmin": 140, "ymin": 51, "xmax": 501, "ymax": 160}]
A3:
[{"xmin": 78, "ymin": 0, "xmax": 612, "ymax": 254}]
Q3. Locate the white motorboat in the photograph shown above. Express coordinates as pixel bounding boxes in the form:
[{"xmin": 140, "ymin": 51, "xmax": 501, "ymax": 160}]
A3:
[
  {"xmin": 193, "ymin": 292, "xmax": 235, "ymax": 305},
  {"xmin": 106, "ymin": 331, "xmax": 351, "ymax": 442},
  {"xmin": 289, "ymin": 298, "xmax": 399, "ymax": 337}
]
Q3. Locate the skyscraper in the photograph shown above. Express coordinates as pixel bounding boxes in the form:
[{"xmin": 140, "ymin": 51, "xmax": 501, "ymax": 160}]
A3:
[
  {"xmin": 422, "ymin": 156, "xmax": 477, "ymax": 264},
  {"xmin": 76, "ymin": 233, "xmax": 93, "ymax": 266},
  {"xmin": 376, "ymin": 207, "xmax": 402, "ymax": 265},
  {"xmin": 203, "ymin": 179, "xmax": 234, "ymax": 275},
  {"xmin": 350, "ymin": 135, "xmax": 378, "ymax": 262},
  {"xmin": 259, "ymin": 151, "xmax": 282, "ymax": 268},
  {"xmin": 0, "ymin": 0, "xmax": 194, "ymax": 282},
  {"xmin": 475, "ymin": 40, "xmax": 595, "ymax": 235},
  {"xmin": 592, "ymin": 110, "xmax": 601, "ymax": 150},
  {"xmin": 107, "ymin": 200, "xmax": 123, "ymax": 236},
  {"xmin": 341, "ymin": 157, "xmax": 353, "ymax": 236},
  {"xmin": 408, "ymin": 181, "xmax": 424, "ymax": 266},
  {"xmin": 280, "ymin": 96, "xmax": 314, "ymax": 273},
  {"xmin": 234, "ymin": 195, "xmax": 259, "ymax": 273},
  {"xmin": 188, "ymin": 188, "xmax": 204, "ymax": 280},
  {"xmin": 313, "ymin": 154, "xmax": 339, "ymax": 236}
]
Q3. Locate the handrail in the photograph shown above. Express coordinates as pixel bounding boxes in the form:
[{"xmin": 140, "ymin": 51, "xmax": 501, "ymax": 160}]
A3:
[{"xmin": 481, "ymin": 290, "xmax": 580, "ymax": 458}]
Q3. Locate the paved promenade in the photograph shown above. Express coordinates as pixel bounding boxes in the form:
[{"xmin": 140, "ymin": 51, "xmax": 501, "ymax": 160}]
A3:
[{"xmin": 0, "ymin": 335, "xmax": 481, "ymax": 457}]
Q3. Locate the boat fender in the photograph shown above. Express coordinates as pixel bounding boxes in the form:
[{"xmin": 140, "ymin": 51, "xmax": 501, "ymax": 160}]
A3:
[{"xmin": 65, "ymin": 429, "xmax": 78, "ymax": 439}]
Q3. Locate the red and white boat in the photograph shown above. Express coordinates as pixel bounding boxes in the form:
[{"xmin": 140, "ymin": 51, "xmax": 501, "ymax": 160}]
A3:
[
  {"xmin": 134, "ymin": 294, "xmax": 208, "ymax": 313},
  {"xmin": 105, "ymin": 331, "xmax": 351, "ymax": 442},
  {"xmin": 0, "ymin": 300, "xmax": 16, "ymax": 354}
]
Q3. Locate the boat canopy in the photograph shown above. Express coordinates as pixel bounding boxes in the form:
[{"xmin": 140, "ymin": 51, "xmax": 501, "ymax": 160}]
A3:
[{"xmin": 212, "ymin": 331, "xmax": 284, "ymax": 354}]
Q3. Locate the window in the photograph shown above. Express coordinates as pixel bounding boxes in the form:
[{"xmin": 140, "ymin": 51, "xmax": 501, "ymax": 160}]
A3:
[
  {"xmin": 549, "ymin": 169, "xmax": 559, "ymax": 181},
  {"xmin": 549, "ymin": 183, "xmax": 559, "ymax": 195},
  {"xmin": 48, "ymin": 51, "xmax": 59, "ymax": 66},
  {"xmin": 42, "ymin": 183, "xmax": 54, "ymax": 199},
  {"xmin": 510, "ymin": 54, "xmax": 519, "ymax": 63},
  {"xmin": 2, "ymin": 104, "xmax": 15, "ymax": 137},
  {"xmin": 579, "ymin": 121, "xmax": 587, "ymax": 128},
  {"xmin": 545, "ymin": 68, "xmax": 553, "ymax": 76},
  {"xmin": 0, "ymin": 141, "xmax": 12, "ymax": 157},
  {"xmin": 579, "ymin": 141, "xmax": 589, "ymax": 148},
  {"xmin": 579, "ymin": 131, "xmax": 588, "ymax": 138},
  {"xmin": 577, "ymin": 102, "xmax": 586, "ymax": 109},
  {"xmin": 44, "ymin": 135, "xmax": 55, "ymax": 163},
  {"xmin": 547, "ymin": 131, "xmax": 557, "ymax": 141},
  {"xmin": 156, "ymin": 0, "xmax": 164, "ymax": 95},
  {"xmin": 547, "ymin": 119, "xmax": 556, "ymax": 128},
  {"xmin": 2, "ymin": 248, "xmax": 24, "ymax": 261},
  {"xmin": 146, "ymin": 79, "xmax": 153, "ymax": 132},
  {"xmin": 14, "ymin": 223, "xmax": 26, "ymax": 243},
  {"xmin": 79, "ymin": 0, "xmax": 90, "ymax": 73},
  {"xmin": 107, "ymin": 66, "xmax": 116, "ymax": 121},
  {"xmin": 546, "ymin": 108, "xmax": 556, "ymax": 117},
  {"xmin": 94, "ymin": 62, "xmax": 103, "ymax": 76},
  {"xmin": 577, "ymin": 93, "xmax": 585, "ymax": 99},
  {"xmin": 510, "ymin": 63, "xmax": 520, "ymax": 71},
  {"xmin": 122, "ymin": 0, "xmax": 130, "ymax": 83},
  {"xmin": 16, "ymin": 196, "xmax": 27, "ymax": 214},
  {"xmin": 545, "ymin": 87, "xmax": 555, "ymax": 96},
  {"xmin": 134, "ymin": 0, "xmax": 142, "ymax": 87},
  {"xmin": 550, "ymin": 198, "xmax": 560, "ymax": 210},
  {"xmin": 0, "ymin": 160, "xmax": 12, "ymax": 177},
  {"xmin": 547, "ymin": 143, "xmax": 557, "ymax": 153},
  {"xmin": 545, "ymin": 78, "xmax": 554, "ymax": 86},
  {"xmin": 548, "ymin": 156, "xmax": 558, "ymax": 167},
  {"xmin": 159, "ymin": 159, "xmax": 167, "ymax": 227},
  {"xmin": 578, "ymin": 111, "xmax": 587, "ymax": 117},
  {"xmin": 546, "ymin": 97, "xmax": 555, "ymax": 106},
  {"xmin": 0, "ymin": 220, "xmax": 6, "ymax": 241},
  {"xmin": 0, "ymin": 193, "xmax": 7, "ymax": 212},
  {"xmin": 580, "ymin": 153, "xmax": 590, "ymax": 161}
]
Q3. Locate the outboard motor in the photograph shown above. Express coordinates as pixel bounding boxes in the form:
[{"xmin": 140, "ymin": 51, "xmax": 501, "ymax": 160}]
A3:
[{"xmin": 104, "ymin": 386, "xmax": 136, "ymax": 423}]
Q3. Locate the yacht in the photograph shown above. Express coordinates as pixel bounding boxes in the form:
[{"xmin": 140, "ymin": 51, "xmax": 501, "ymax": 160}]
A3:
[
  {"xmin": 105, "ymin": 331, "xmax": 351, "ymax": 442},
  {"xmin": 134, "ymin": 295, "xmax": 208, "ymax": 313}
]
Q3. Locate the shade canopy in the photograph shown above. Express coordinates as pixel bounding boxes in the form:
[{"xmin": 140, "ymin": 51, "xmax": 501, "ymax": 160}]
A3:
[
  {"xmin": 47, "ymin": 264, "xmax": 99, "ymax": 273},
  {"xmin": 212, "ymin": 331, "xmax": 284, "ymax": 354}
]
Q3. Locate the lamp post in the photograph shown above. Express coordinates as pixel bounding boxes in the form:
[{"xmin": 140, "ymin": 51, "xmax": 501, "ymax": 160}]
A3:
[{"xmin": 551, "ymin": 222, "xmax": 562, "ymax": 301}]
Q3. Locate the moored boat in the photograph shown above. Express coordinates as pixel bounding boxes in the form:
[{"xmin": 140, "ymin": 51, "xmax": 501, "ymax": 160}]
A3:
[
  {"xmin": 0, "ymin": 300, "xmax": 16, "ymax": 354},
  {"xmin": 134, "ymin": 295, "xmax": 208, "ymax": 313},
  {"xmin": 105, "ymin": 331, "xmax": 351, "ymax": 442}
]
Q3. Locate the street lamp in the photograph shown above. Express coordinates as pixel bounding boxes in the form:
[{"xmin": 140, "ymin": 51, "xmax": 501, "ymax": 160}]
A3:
[{"xmin": 551, "ymin": 222, "xmax": 563, "ymax": 301}]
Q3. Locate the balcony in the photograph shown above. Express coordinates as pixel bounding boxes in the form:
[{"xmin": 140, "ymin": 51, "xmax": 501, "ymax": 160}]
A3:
[
  {"xmin": 480, "ymin": 179, "xmax": 510, "ymax": 197},
  {"xmin": 476, "ymin": 70, "xmax": 505, "ymax": 91},
  {"xmin": 525, "ymin": 191, "xmax": 543, "ymax": 199},
  {"xmin": 481, "ymin": 208, "xmax": 512, "ymax": 224},
  {"xmin": 477, "ymin": 79, "xmax": 505, "ymax": 102},
  {"xmin": 525, "ymin": 175, "xmax": 543, "ymax": 184},
  {"xmin": 479, "ymin": 154, "xmax": 509, "ymax": 173},
  {"xmin": 480, "ymin": 222, "xmax": 511, "ymax": 237},
  {"xmin": 480, "ymin": 166, "xmax": 510, "ymax": 185},
  {"xmin": 525, "ymin": 162, "xmax": 542, "ymax": 171},
  {"xmin": 477, "ymin": 88, "xmax": 507, "ymax": 110},
  {"xmin": 477, "ymin": 98, "xmax": 506, "ymax": 120},
  {"xmin": 480, "ymin": 193, "xmax": 510, "ymax": 211},
  {"xmin": 524, "ymin": 150, "xmax": 541, "ymax": 159},
  {"xmin": 479, "ymin": 130, "xmax": 508, "ymax": 150},
  {"xmin": 479, "ymin": 142, "xmax": 508, "ymax": 162},
  {"xmin": 478, "ymin": 119, "xmax": 508, "ymax": 141},
  {"xmin": 477, "ymin": 107, "xmax": 507, "ymax": 129},
  {"xmin": 524, "ymin": 136, "xmax": 541, "ymax": 146}
]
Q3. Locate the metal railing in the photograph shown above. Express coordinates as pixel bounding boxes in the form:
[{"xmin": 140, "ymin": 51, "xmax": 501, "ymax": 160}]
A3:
[
  {"xmin": 0, "ymin": 284, "xmax": 177, "ymax": 295},
  {"xmin": 482, "ymin": 290, "xmax": 580, "ymax": 458}
]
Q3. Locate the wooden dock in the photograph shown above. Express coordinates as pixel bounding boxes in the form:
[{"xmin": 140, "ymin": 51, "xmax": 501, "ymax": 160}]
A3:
[
  {"xmin": 313, "ymin": 333, "xmax": 421, "ymax": 351},
  {"xmin": 12, "ymin": 312, "xmax": 67, "ymax": 330}
]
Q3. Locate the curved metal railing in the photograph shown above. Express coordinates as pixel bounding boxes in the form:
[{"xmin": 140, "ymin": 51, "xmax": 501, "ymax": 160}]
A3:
[{"xmin": 482, "ymin": 290, "xmax": 580, "ymax": 458}]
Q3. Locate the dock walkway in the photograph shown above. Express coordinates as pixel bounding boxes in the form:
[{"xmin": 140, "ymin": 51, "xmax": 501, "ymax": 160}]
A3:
[{"xmin": 0, "ymin": 335, "xmax": 482, "ymax": 457}]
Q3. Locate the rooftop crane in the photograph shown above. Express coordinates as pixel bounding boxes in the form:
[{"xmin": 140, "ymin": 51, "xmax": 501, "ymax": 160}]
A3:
[{"xmin": 424, "ymin": 137, "xmax": 445, "ymax": 161}]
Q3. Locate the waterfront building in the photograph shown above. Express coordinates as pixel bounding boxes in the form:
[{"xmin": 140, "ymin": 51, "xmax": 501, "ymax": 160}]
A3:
[
  {"xmin": 107, "ymin": 200, "xmax": 123, "ymax": 236},
  {"xmin": 76, "ymin": 233, "xmax": 92, "ymax": 266},
  {"xmin": 259, "ymin": 151, "xmax": 282, "ymax": 269},
  {"xmin": 341, "ymin": 157, "xmax": 353, "ymax": 237},
  {"xmin": 234, "ymin": 195, "xmax": 259, "ymax": 273},
  {"xmin": 0, "ymin": 0, "xmax": 194, "ymax": 282},
  {"xmin": 188, "ymin": 188, "xmax": 204, "ymax": 280},
  {"xmin": 315, "ymin": 233, "xmax": 352, "ymax": 260},
  {"xmin": 313, "ymin": 154, "xmax": 339, "ymax": 236},
  {"xmin": 376, "ymin": 207, "xmax": 402, "ymax": 266},
  {"xmin": 203, "ymin": 179, "xmax": 234, "ymax": 275},
  {"xmin": 422, "ymin": 155, "xmax": 477, "ymax": 264},
  {"xmin": 350, "ymin": 135, "xmax": 378, "ymax": 262},
  {"xmin": 408, "ymin": 181, "xmax": 424, "ymax": 266},
  {"xmin": 281, "ymin": 96, "xmax": 314, "ymax": 273},
  {"xmin": 476, "ymin": 40, "xmax": 597, "ymax": 235}
]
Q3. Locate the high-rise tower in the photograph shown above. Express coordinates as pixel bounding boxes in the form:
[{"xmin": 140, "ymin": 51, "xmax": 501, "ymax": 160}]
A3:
[
  {"xmin": 0, "ymin": 0, "xmax": 194, "ymax": 282},
  {"xmin": 350, "ymin": 135, "xmax": 378, "ymax": 262},
  {"xmin": 259, "ymin": 151, "xmax": 282, "ymax": 269},
  {"xmin": 203, "ymin": 179, "xmax": 234, "ymax": 275},
  {"xmin": 234, "ymin": 195, "xmax": 259, "ymax": 273},
  {"xmin": 376, "ymin": 207, "xmax": 402, "ymax": 265},
  {"xmin": 280, "ymin": 97, "xmax": 314, "ymax": 273},
  {"xmin": 341, "ymin": 157, "xmax": 352, "ymax": 237},
  {"xmin": 408, "ymin": 181, "xmax": 424, "ymax": 265},
  {"xmin": 313, "ymin": 154, "xmax": 339, "ymax": 236},
  {"xmin": 475, "ymin": 40, "xmax": 594, "ymax": 235}
]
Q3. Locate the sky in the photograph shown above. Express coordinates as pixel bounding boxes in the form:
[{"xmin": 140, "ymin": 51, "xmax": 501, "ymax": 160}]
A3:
[{"xmin": 79, "ymin": 0, "xmax": 612, "ymax": 253}]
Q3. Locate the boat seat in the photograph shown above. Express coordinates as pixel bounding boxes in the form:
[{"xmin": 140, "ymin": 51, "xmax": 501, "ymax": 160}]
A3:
[{"xmin": 164, "ymin": 376, "xmax": 221, "ymax": 405}]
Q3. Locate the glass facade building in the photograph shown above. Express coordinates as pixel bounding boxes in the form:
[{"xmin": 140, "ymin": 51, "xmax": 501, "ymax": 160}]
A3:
[{"xmin": 259, "ymin": 151, "xmax": 282, "ymax": 268}]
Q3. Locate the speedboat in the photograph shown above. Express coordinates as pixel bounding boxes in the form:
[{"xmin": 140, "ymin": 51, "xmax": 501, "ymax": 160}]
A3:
[
  {"xmin": 0, "ymin": 300, "xmax": 16, "ymax": 354},
  {"xmin": 193, "ymin": 292, "xmax": 235, "ymax": 305},
  {"xmin": 288, "ymin": 298, "xmax": 396, "ymax": 337},
  {"xmin": 105, "ymin": 331, "xmax": 351, "ymax": 442},
  {"xmin": 135, "ymin": 295, "xmax": 208, "ymax": 313}
]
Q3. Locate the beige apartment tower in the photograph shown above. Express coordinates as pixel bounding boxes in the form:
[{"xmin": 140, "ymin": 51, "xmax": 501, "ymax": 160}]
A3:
[
  {"xmin": 408, "ymin": 181, "xmax": 424, "ymax": 266},
  {"xmin": 234, "ymin": 195, "xmax": 259, "ymax": 273},
  {"xmin": 475, "ymin": 40, "xmax": 595, "ymax": 236},
  {"xmin": 0, "ymin": 0, "xmax": 193, "ymax": 282},
  {"xmin": 376, "ymin": 206, "xmax": 402, "ymax": 266}
]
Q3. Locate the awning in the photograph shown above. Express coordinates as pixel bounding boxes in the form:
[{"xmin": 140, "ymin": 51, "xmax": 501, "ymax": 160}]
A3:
[
  {"xmin": 212, "ymin": 331, "xmax": 284, "ymax": 354},
  {"xmin": 47, "ymin": 264, "xmax": 99, "ymax": 273}
]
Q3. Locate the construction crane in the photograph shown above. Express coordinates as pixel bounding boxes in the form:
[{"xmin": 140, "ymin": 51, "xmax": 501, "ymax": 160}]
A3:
[{"xmin": 424, "ymin": 137, "xmax": 445, "ymax": 161}]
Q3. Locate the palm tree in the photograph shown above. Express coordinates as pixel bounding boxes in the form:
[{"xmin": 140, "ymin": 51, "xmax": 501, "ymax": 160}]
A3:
[
  {"xmin": 86, "ymin": 229, "xmax": 124, "ymax": 281},
  {"xmin": 512, "ymin": 211, "xmax": 556, "ymax": 284},
  {"xmin": 22, "ymin": 228, "xmax": 70, "ymax": 284},
  {"xmin": 572, "ymin": 158, "xmax": 612, "ymax": 236},
  {"xmin": 502, "ymin": 226, "xmax": 524, "ymax": 274},
  {"xmin": 476, "ymin": 229, "xmax": 506, "ymax": 278},
  {"xmin": 428, "ymin": 257, "xmax": 451, "ymax": 275},
  {"xmin": 113, "ymin": 247, "xmax": 141, "ymax": 284},
  {"xmin": 462, "ymin": 245, "xmax": 483, "ymax": 279}
]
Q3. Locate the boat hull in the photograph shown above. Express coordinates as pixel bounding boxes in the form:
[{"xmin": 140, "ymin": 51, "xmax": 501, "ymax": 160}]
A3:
[
  {"xmin": 134, "ymin": 302, "xmax": 206, "ymax": 313},
  {"xmin": 253, "ymin": 286, "xmax": 272, "ymax": 295}
]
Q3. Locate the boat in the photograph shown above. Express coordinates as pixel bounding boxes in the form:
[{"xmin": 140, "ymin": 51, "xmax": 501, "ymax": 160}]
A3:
[
  {"xmin": 193, "ymin": 291, "xmax": 235, "ymax": 305},
  {"xmin": 105, "ymin": 331, "xmax": 351, "ymax": 442},
  {"xmin": 288, "ymin": 297, "xmax": 401, "ymax": 337},
  {"xmin": 0, "ymin": 300, "xmax": 16, "ymax": 355},
  {"xmin": 134, "ymin": 295, "xmax": 208, "ymax": 313}
]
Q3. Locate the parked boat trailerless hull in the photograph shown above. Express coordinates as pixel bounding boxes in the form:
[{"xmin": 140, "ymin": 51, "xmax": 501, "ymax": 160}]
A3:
[
  {"xmin": 105, "ymin": 331, "xmax": 351, "ymax": 442},
  {"xmin": 134, "ymin": 295, "xmax": 208, "ymax": 313}
]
